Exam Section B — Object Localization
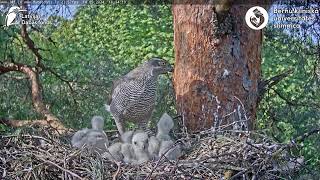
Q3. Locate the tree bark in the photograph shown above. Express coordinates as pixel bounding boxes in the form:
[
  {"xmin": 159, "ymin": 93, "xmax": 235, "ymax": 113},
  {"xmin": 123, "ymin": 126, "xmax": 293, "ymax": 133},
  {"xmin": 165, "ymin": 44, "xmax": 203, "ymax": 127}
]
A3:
[{"xmin": 173, "ymin": 2, "xmax": 262, "ymax": 132}]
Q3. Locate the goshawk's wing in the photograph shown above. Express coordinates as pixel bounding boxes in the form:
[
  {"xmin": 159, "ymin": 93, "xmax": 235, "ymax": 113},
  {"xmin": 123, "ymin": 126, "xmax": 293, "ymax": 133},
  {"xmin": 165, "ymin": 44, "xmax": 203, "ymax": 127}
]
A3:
[{"xmin": 107, "ymin": 65, "xmax": 145, "ymax": 104}]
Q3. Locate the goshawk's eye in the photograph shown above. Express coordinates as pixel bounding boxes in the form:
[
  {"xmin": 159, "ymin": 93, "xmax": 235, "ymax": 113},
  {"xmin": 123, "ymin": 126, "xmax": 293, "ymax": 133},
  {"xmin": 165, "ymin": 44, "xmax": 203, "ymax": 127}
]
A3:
[{"xmin": 159, "ymin": 61, "xmax": 165, "ymax": 66}]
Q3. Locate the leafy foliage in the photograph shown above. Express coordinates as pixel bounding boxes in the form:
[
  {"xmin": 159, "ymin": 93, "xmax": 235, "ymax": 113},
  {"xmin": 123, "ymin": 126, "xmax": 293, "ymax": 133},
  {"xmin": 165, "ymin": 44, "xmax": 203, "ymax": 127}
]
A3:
[
  {"xmin": 258, "ymin": 28, "xmax": 320, "ymax": 170},
  {"xmin": 0, "ymin": 4, "xmax": 174, "ymax": 130}
]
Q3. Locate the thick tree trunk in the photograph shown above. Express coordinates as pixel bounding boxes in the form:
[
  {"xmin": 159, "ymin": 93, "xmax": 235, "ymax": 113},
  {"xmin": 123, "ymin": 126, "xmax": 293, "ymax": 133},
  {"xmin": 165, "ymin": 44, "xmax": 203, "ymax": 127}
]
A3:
[{"xmin": 173, "ymin": 2, "xmax": 262, "ymax": 132}]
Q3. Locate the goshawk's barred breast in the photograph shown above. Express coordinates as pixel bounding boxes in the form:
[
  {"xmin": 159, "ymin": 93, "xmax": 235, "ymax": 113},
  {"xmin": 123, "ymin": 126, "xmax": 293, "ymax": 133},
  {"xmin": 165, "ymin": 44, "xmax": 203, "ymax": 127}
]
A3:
[{"xmin": 105, "ymin": 58, "xmax": 173, "ymax": 135}]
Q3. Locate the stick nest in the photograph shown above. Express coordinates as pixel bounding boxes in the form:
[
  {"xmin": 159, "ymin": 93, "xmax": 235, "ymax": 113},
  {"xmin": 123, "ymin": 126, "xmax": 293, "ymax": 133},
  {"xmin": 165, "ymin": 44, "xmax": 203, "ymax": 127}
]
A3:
[{"xmin": 0, "ymin": 128, "xmax": 304, "ymax": 180}]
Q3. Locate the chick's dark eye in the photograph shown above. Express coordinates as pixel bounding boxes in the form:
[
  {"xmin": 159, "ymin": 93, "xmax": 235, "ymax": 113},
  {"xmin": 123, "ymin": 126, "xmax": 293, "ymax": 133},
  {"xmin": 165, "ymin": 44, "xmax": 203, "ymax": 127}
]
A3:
[{"xmin": 134, "ymin": 141, "xmax": 137, "ymax": 145}]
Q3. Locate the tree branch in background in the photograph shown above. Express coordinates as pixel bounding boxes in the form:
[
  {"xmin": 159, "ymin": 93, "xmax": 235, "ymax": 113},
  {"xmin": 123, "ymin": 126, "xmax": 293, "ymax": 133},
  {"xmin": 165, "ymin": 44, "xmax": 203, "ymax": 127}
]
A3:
[
  {"xmin": 0, "ymin": 62, "xmax": 69, "ymax": 134},
  {"xmin": 292, "ymin": 128, "xmax": 320, "ymax": 143},
  {"xmin": 20, "ymin": 1, "xmax": 43, "ymax": 69},
  {"xmin": 258, "ymin": 69, "xmax": 294, "ymax": 103},
  {"xmin": 0, "ymin": 13, "xmax": 75, "ymax": 134},
  {"xmin": 272, "ymin": 128, "xmax": 320, "ymax": 158},
  {"xmin": 45, "ymin": 67, "xmax": 78, "ymax": 105},
  {"xmin": 20, "ymin": 1, "xmax": 77, "ymax": 104},
  {"xmin": 0, "ymin": 1, "xmax": 75, "ymax": 133},
  {"xmin": 272, "ymin": 88, "xmax": 320, "ymax": 109},
  {"xmin": 30, "ymin": 25, "xmax": 57, "ymax": 46}
]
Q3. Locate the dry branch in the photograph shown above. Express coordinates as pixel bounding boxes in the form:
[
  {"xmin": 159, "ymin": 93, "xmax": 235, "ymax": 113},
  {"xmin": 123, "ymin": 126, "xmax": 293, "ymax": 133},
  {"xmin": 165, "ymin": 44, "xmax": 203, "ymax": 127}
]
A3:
[
  {"xmin": 258, "ymin": 69, "xmax": 294, "ymax": 103},
  {"xmin": 0, "ymin": 61, "xmax": 67, "ymax": 133}
]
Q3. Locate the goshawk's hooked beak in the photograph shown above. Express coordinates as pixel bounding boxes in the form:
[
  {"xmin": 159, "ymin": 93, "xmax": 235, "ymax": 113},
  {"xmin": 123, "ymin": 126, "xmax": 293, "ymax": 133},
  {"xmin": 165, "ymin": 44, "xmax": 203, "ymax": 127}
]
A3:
[{"xmin": 166, "ymin": 64, "xmax": 174, "ymax": 72}]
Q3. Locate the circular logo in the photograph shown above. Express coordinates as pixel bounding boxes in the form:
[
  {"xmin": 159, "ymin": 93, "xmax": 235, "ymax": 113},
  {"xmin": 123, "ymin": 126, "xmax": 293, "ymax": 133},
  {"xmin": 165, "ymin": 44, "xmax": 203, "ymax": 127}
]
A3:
[{"xmin": 245, "ymin": 6, "xmax": 268, "ymax": 30}]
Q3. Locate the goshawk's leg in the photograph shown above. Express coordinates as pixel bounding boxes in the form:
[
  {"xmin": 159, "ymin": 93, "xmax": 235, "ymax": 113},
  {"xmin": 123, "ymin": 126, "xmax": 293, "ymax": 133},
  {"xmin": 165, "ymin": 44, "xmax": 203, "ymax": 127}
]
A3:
[
  {"xmin": 137, "ymin": 120, "xmax": 152, "ymax": 135},
  {"xmin": 114, "ymin": 115, "xmax": 125, "ymax": 135}
]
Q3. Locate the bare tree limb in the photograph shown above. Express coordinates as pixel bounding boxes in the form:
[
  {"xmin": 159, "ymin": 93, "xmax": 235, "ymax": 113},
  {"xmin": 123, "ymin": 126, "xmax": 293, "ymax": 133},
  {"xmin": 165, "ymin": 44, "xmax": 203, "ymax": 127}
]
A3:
[
  {"xmin": 292, "ymin": 128, "xmax": 320, "ymax": 144},
  {"xmin": 46, "ymin": 68, "xmax": 75, "ymax": 92},
  {"xmin": 0, "ymin": 1, "xmax": 73, "ymax": 134},
  {"xmin": 272, "ymin": 88, "xmax": 320, "ymax": 109},
  {"xmin": 19, "ymin": 1, "xmax": 77, "ymax": 104},
  {"xmin": 44, "ymin": 67, "xmax": 78, "ymax": 105},
  {"xmin": 20, "ymin": 1, "xmax": 44, "ymax": 70},
  {"xmin": 258, "ymin": 69, "xmax": 294, "ymax": 103},
  {"xmin": 0, "ymin": 61, "xmax": 69, "ymax": 134}
]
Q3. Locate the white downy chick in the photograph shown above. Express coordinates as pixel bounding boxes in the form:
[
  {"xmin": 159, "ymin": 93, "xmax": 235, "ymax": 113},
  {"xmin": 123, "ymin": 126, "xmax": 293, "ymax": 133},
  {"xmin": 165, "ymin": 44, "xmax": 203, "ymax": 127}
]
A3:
[
  {"xmin": 131, "ymin": 132, "xmax": 150, "ymax": 164},
  {"xmin": 148, "ymin": 136, "xmax": 160, "ymax": 160},
  {"xmin": 121, "ymin": 130, "xmax": 135, "ymax": 143},
  {"xmin": 71, "ymin": 116, "xmax": 109, "ymax": 154},
  {"xmin": 121, "ymin": 130, "xmax": 145, "ymax": 143},
  {"xmin": 156, "ymin": 113, "xmax": 174, "ymax": 141},
  {"xmin": 158, "ymin": 140, "xmax": 182, "ymax": 160},
  {"xmin": 91, "ymin": 116, "xmax": 105, "ymax": 130},
  {"xmin": 72, "ymin": 116, "xmax": 108, "ymax": 148},
  {"xmin": 90, "ymin": 116, "xmax": 109, "ymax": 152},
  {"xmin": 71, "ymin": 128, "xmax": 109, "ymax": 153},
  {"xmin": 85, "ymin": 130, "xmax": 109, "ymax": 153},
  {"xmin": 103, "ymin": 142, "xmax": 123, "ymax": 161},
  {"xmin": 71, "ymin": 128, "xmax": 90, "ymax": 148},
  {"xmin": 119, "ymin": 131, "xmax": 136, "ymax": 164},
  {"xmin": 121, "ymin": 143, "xmax": 135, "ymax": 164}
]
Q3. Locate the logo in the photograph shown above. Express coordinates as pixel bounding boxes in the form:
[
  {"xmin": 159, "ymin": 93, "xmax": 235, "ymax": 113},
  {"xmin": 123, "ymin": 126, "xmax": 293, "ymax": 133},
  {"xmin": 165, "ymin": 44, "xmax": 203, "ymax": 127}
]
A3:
[
  {"xmin": 5, "ymin": 6, "xmax": 26, "ymax": 27},
  {"xmin": 4, "ymin": 6, "xmax": 50, "ymax": 27},
  {"xmin": 245, "ymin": 6, "xmax": 269, "ymax": 30}
]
